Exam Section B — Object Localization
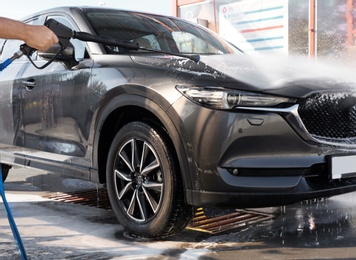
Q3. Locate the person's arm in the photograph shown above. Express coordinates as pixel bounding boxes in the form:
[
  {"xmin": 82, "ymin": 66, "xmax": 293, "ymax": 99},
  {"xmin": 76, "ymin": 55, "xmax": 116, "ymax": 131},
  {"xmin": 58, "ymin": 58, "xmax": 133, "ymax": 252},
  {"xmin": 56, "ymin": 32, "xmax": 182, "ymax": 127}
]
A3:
[{"xmin": 0, "ymin": 17, "xmax": 58, "ymax": 51}]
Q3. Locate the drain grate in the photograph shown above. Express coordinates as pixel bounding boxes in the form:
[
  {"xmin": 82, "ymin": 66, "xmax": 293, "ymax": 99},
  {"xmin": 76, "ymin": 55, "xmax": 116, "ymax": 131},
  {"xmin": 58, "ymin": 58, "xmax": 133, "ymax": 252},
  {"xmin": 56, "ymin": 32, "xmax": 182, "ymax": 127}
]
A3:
[
  {"xmin": 43, "ymin": 189, "xmax": 275, "ymax": 234},
  {"xmin": 187, "ymin": 208, "xmax": 274, "ymax": 234},
  {"xmin": 44, "ymin": 188, "xmax": 111, "ymax": 210}
]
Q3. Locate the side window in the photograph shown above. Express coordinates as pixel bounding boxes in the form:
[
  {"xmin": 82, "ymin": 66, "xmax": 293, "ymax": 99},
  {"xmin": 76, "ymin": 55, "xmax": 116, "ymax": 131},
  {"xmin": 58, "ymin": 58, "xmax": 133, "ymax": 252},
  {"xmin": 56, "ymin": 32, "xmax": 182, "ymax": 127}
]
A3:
[
  {"xmin": 1, "ymin": 39, "xmax": 24, "ymax": 61},
  {"xmin": 45, "ymin": 16, "xmax": 86, "ymax": 61},
  {"xmin": 0, "ymin": 39, "xmax": 6, "ymax": 60},
  {"xmin": 1, "ymin": 18, "xmax": 38, "ymax": 62}
]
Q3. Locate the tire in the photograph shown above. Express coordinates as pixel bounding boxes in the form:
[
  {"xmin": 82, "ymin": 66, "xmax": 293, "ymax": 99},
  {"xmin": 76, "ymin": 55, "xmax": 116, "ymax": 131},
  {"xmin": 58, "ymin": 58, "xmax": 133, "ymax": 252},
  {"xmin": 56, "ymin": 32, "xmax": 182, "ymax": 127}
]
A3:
[
  {"xmin": 106, "ymin": 121, "xmax": 195, "ymax": 238},
  {"xmin": 1, "ymin": 164, "xmax": 10, "ymax": 182}
]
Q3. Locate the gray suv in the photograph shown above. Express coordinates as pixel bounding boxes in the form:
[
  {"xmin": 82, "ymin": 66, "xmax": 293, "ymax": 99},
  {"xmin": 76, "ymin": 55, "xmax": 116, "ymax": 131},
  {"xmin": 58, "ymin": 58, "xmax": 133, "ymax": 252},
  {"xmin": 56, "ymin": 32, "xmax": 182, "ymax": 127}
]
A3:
[{"xmin": 1, "ymin": 6, "xmax": 356, "ymax": 238}]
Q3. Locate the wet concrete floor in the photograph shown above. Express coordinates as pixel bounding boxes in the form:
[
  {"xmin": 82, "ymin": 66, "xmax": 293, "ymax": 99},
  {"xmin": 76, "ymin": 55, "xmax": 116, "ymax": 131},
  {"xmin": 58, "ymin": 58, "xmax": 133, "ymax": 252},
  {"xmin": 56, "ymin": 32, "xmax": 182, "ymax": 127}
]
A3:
[{"xmin": 1, "ymin": 167, "xmax": 356, "ymax": 259}]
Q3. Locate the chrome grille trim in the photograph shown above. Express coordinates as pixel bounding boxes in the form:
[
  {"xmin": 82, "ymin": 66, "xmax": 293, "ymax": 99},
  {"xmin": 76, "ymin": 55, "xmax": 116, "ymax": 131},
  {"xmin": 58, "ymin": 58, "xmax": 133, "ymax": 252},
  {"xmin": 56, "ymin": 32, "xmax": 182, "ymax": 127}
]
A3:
[{"xmin": 237, "ymin": 104, "xmax": 356, "ymax": 148}]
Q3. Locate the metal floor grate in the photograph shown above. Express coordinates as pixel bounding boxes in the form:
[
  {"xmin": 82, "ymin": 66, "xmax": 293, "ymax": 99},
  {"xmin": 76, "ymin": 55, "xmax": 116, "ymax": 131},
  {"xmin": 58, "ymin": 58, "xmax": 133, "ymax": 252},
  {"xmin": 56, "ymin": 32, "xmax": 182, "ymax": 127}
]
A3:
[
  {"xmin": 44, "ymin": 188, "xmax": 112, "ymax": 210},
  {"xmin": 43, "ymin": 188, "xmax": 275, "ymax": 234},
  {"xmin": 188, "ymin": 208, "xmax": 274, "ymax": 234}
]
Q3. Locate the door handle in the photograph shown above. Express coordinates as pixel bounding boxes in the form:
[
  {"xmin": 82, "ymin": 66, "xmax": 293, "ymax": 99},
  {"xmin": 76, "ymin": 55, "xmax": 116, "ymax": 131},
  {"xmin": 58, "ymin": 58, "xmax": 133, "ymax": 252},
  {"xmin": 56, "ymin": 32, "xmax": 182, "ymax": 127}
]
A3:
[{"xmin": 22, "ymin": 78, "xmax": 36, "ymax": 90}]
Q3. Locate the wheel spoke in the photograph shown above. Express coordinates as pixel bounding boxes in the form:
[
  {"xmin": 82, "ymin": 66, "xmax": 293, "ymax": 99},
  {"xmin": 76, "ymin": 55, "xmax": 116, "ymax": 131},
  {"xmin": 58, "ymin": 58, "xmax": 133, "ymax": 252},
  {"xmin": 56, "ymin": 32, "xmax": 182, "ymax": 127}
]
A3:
[
  {"xmin": 115, "ymin": 169, "xmax": 131, "ymax": 182},
  {"xmin": 119, "ymin": 146, "xmax": 135, "ymax": 173},
  {"xmin": 137, "ymin": 190, "xmax": 148, "ymax": 221},
  {"xmin": 142, "ymin": 186, "xmax": 160, "ymax": 213},
  {"xmin": 125, "ymin": 188, "xmax": 149, "ymax": 221},
  {"xmin": 141, "ymin": 159, "xmax": 160, "ymax": 176},
  {"xmin": 118, "ymin": 182, "xmax": 133, "ymax": 200},
  {"xmin": 139, "ymin": 143, "xmax": 149, "ymax": 174},
  {"xmin": 140, "ymin": 142, "xmax": 160, "ymax": 176},
  {"xmin": 127, "ymin": 189, "xmax": 138, "ymax": 217},
  {"xmin": 132, "ymin": 138, "xmax": 140, "ymax": 172},
  {"xmin": 143, "ymin": 180, "xmax": 163, "ymax": 193}
]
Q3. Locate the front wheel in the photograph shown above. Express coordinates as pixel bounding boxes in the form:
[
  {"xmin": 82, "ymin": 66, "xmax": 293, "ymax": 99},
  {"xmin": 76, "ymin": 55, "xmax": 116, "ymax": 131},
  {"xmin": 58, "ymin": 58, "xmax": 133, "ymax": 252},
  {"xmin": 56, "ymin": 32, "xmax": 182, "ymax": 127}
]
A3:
[{"xmin": 106, "ymin": 121, "xmax": 195, "ymax": 238}]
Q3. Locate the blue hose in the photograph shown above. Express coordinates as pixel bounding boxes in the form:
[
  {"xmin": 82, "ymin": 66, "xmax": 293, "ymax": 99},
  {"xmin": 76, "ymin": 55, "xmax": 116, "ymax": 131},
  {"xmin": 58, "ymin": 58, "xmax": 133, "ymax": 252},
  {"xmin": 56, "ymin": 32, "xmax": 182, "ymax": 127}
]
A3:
[
  {"xmin": 0, "ymin": 58, "xmax": 13, "ymax": 72},
  {"xmin": 0, "ymin": 50, "xmax": 23, "ymax": 72},
  {"xmin": 0, "ymin": 168, "xmax": 27, "ymax": 259}
]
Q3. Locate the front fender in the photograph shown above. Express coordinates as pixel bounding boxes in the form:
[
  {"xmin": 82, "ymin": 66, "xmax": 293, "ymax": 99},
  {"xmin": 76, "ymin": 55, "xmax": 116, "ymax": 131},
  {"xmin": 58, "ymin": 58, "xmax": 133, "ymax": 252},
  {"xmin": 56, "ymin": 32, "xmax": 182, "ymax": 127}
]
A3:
[{"xmin": 89, "ymin": 87, "xmax": 194, "ymax": 192}]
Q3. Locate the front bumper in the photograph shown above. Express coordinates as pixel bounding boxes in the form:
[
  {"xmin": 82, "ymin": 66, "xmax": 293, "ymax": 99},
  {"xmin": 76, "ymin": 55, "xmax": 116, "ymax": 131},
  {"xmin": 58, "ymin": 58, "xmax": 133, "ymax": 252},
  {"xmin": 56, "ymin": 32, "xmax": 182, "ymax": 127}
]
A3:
[
  {"xmin": 185, "ymin": 180, "xmax": 356, "ymax": 208},
  {"xmin": 172, "ymin": 97, "xmax": 356, "ymax": 208}
]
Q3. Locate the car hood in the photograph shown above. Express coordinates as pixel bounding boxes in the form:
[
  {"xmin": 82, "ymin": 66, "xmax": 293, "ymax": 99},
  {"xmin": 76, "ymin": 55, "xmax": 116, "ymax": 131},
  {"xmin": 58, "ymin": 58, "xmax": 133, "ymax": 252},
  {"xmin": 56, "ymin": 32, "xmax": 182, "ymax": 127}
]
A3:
[{"xmin": 131, "ymin": 53, "xmax": 356, "ymax": 98}]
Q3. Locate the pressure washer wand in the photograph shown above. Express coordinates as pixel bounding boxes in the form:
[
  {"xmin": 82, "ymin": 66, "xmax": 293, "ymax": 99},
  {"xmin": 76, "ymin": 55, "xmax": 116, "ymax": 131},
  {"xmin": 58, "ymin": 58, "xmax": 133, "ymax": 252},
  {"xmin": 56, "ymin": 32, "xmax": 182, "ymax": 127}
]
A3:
[
  {"xmin": 45, "ymin": 18, "xmax": 140, "ymax": 51},
  {"xmin": 0, "ymin": 18, "xmax": 200, "ymax": 73},
  {"xmin": 72, "ymin": 30, "xmax": 200, "ymax": 62},
  {"xmin": 0, "ymin": 50, "xmax": 23, "ymax": 72},
  {"xmin": 44, "ymin": 19, "xmax": 200, "ymax": 62}
]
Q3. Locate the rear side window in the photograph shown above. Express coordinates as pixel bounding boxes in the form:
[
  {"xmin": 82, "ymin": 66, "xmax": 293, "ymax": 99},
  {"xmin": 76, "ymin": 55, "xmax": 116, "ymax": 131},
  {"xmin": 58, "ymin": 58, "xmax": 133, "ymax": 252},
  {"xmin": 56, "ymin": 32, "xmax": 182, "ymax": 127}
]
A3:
[
  {"xmin": 0, "ymin": 39, "xmax": 6, "ymax": 60},
  {"xmin": 1, "ymin": 39, "xmax": 28, "ymax": 61}
]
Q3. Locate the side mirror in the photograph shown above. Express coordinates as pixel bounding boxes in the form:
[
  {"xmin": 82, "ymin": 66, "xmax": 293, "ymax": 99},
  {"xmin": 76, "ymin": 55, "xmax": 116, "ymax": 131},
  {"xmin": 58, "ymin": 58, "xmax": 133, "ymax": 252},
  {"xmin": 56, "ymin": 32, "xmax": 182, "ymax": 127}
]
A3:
[{"xmin": 38, "ymin": 43, "xmax": 78, "ymax": 67}]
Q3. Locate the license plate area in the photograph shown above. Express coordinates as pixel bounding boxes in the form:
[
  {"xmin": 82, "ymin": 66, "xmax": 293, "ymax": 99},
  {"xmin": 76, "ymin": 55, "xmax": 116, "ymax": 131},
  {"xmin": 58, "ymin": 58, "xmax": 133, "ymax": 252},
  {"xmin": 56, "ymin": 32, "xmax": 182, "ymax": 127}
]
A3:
[{"xmin": 330, "ymin": 155, "xmax": 356, "ymax": 179}]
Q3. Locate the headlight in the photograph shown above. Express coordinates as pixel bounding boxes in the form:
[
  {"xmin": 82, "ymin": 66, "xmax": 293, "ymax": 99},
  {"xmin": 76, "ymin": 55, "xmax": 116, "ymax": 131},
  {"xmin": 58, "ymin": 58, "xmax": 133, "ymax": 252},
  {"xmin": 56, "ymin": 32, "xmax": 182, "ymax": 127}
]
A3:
[{"xmin": 176, "ymin": 85, "xmax": 296, "ymax": 109}]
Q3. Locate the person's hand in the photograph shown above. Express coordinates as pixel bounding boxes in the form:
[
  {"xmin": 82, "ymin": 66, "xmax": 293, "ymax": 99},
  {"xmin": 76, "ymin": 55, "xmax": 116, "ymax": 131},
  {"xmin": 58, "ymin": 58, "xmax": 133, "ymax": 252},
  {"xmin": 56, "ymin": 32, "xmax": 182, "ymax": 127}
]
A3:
[{"xmin": 23, "ymin": 24, "xmax": 58, "ymax": 52}]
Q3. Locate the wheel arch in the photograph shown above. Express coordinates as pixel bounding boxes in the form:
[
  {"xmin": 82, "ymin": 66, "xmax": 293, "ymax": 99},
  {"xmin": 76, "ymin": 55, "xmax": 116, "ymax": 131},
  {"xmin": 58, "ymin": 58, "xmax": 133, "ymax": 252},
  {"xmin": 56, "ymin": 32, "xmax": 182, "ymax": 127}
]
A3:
[{"xmin": 92, "ymin": 93, "xmax": 193, "ymax": 191}]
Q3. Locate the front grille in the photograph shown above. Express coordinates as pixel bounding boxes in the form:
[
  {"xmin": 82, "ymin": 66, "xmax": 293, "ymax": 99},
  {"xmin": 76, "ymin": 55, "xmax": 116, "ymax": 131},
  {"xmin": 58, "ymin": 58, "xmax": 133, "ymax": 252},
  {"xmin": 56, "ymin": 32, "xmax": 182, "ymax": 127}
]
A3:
[{"xmin": 298, "ymin": 92, "xmax": 356, "ymax": 145}]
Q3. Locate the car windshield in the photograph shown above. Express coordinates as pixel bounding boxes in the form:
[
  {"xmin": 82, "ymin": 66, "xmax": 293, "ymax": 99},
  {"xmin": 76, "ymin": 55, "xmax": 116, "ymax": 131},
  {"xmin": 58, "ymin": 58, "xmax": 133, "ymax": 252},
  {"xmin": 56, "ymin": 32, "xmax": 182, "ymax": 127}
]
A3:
[{"xmin": 84, "ymin": 10, "xmax": 240, "ymax": 55}]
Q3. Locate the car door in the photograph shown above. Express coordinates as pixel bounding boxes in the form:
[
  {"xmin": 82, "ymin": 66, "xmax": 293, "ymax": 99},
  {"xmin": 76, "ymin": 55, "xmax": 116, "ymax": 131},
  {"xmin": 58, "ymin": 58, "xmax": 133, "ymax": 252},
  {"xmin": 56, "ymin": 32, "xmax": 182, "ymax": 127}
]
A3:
[
  {"xmin": 16, "ymin": 15, "xmax": 94, "ymax": 166},
  {"xmin": 0, "ymin": 21, "xmax": 37, "ymax": 149}
]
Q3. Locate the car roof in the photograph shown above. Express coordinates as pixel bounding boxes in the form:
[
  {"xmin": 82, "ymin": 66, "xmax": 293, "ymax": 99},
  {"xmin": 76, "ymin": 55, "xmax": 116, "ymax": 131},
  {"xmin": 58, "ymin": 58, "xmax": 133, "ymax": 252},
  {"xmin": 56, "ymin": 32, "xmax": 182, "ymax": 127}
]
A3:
[{"xmin": 21, "ymin": 6, "xmax": 173, "ymax": 21}]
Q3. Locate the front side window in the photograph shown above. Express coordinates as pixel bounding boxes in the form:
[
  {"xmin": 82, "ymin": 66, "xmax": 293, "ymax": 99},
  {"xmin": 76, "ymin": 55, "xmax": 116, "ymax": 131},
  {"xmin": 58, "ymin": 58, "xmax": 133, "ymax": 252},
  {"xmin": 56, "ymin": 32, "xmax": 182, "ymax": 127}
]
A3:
[{"xmin": 45, "ymin": 16, "xmax": 86, "ymax": 61}]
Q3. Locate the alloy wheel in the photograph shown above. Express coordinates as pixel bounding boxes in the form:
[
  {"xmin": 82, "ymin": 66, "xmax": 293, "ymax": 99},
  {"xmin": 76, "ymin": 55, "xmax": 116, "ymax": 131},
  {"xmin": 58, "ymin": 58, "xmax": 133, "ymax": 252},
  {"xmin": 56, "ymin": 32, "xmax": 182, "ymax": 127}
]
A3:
[{"xmin": 114, "ymin": 138, "xmax": 163, "ymax": 222}]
